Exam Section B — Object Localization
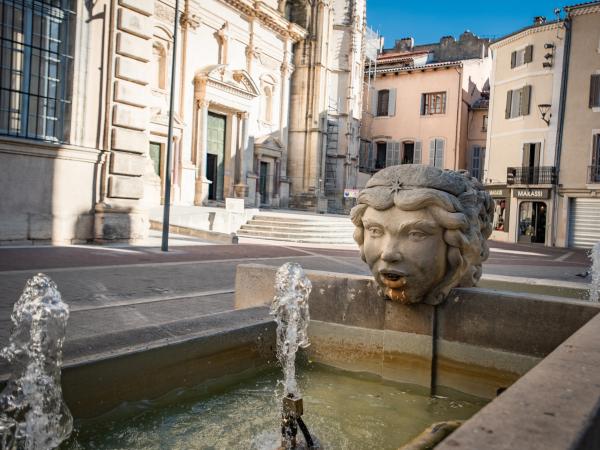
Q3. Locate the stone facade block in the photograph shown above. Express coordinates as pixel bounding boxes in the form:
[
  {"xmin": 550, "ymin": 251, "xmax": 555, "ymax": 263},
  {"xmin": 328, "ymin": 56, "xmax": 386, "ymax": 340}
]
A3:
[
  {"xmin": 113, "ymin": 104, "xmax": 148, "ymax": 131},
  {"xmin": 116, "ymin": 32, "xmax": 152, "ymax": 62},
  {"xmin": 108, "ymin": 174, "xmax": 144, "ymax": 199},
  {"xmin": 110, "ymin": 151, "xmax": 145, "ymax": 176},
  {"xmin": 114, "ymin": 80, "xmax": 149, "ymax": 107},
  {"xmin": 115, "ymin": 56, "xmax": 149, "ymax": 85},
  {"xmin": 112, "ymin": 127, "xmax": 148, "ymax": 154},
  {"xmin": 119, "ymin": 0, "xmax": 154, "ymax": 16},
  {"xmin": 117, "ymin": 8, "xmax": 152, "ymax": 39}
]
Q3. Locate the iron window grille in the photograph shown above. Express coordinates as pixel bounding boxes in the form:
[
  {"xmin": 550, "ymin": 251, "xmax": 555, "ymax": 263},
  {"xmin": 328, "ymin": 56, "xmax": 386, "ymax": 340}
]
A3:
[{"xmin": 0, "ymin": 0, "xmax": 75, "ymax": 142}]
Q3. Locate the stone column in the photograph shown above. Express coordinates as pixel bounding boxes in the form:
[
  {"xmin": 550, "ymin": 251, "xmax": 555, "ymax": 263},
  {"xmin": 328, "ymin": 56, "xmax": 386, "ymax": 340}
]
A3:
[
  {"xmin": 234, "ymin": 112, "xmax": 249, "ymax": 198},
  {"xmin": 194, "ymin": 99, "xmax": 211, "ymax": 205}
]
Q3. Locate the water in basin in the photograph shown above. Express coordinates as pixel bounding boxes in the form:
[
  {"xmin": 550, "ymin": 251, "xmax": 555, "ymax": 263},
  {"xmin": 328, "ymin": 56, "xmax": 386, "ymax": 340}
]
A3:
[{"xmin": 61, "ymin": 363, "xmax": 486, "ymax": 450}]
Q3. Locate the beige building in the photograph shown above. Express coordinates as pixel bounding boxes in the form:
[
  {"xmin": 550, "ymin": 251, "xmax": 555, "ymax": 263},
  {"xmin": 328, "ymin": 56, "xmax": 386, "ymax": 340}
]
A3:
[
  {"xmin": 555, "ymin": 2, "xmax": 600, "ymax": 248},
  {"xmin": 484, "ymin": 18, "xmax": 565, "ymax": 245},
  {"xmin": 359, "ymin": 33, "xmax": 491, "ymax": 188},
  {"xmin": 0, "ymin": 0, "xmax": 364, "ymax": 244}
]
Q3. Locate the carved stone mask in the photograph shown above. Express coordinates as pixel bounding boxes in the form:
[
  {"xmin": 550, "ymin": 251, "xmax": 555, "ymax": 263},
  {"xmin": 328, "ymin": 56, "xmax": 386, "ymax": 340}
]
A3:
[{"xmin": 350, "ymin": 165, "xmax": 494, "ymax": 305}]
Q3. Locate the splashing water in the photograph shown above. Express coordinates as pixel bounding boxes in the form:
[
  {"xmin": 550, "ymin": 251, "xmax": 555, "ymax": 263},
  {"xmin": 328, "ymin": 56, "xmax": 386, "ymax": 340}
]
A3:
[
  {"xmin": 0, "ymin": 273, "xmax": 73, "ymax": 449},
  {"xmin": 590, "ymin": 242, "xmax": 600, "ymax": 302},
  {"xmin": 270, "ymin": 263, "xmax": 312, "ymax": 398}
]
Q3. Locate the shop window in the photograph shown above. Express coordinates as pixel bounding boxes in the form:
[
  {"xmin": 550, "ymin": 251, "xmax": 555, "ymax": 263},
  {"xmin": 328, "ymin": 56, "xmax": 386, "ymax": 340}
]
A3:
[{"xmin": 493, "ymin": 199, "xmax": 507, "ymax": 232}]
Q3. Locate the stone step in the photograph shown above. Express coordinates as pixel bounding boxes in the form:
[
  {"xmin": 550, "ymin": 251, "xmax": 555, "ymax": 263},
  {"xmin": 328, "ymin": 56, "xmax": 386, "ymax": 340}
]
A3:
[
  {"xmin": 252, "ymin": 215, "xmax": 352, "ymax": 226},
  {"xmin": 242, "ymin": 221, "xmax": 354, "ymax": 231},
  {"xmin": 240, "ymin": 224, "xmax": 354, "ymax": 235},
  {"xmin": 236, "ymin": 229, "xmax": 355, "ymax": 244}
]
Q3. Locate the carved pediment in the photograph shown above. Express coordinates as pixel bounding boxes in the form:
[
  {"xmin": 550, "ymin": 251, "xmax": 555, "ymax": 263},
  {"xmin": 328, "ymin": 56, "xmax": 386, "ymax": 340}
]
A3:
[
  {"xmin": 255, "ymin": 134, "xmax": 284, "ymax": 158},
  {"xmin": 194, "ymin": 65, "xmax": 259, "ymax": 100}
]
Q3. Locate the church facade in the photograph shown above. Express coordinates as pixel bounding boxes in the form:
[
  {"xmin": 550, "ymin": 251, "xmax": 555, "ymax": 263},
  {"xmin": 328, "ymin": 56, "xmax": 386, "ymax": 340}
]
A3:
[{"xmin": 0, "ymin": 0, "xmax": 365, "ymax": 244}]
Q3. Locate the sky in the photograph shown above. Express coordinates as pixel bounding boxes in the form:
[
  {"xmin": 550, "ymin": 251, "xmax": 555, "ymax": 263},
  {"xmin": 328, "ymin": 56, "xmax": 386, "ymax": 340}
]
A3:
[{"xmin": 367, "ymin": 0, "xmax": 572, "ymax": 47}]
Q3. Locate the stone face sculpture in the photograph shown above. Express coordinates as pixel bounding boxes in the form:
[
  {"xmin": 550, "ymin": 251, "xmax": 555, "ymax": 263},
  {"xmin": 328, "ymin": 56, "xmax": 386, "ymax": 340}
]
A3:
[{"xmin": 351, "ymin": 165, "xmax": 493, "ymax": 305}]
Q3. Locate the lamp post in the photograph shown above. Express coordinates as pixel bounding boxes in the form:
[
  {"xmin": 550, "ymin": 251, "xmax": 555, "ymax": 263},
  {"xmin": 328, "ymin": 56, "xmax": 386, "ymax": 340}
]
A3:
[
  {"xmin": 538, "ymin": 104, "xmax": 551, "ymax": 126},
  {"xmin": 161, "ymin": 0, "xmax": 180, "ymax": 252}
]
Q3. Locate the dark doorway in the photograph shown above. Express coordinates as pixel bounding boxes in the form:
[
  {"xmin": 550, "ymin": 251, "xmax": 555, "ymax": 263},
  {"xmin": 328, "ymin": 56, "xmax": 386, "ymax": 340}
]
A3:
[
  {"xmin": 207, "ymin": 153, "xmax": 218, "ymax": 200},
  {"xmin": 375, "ymin": 142, "xmax": 387, "ymax": 169},
  {"xmin": 402, "ymin": 142, "xmax": 414, "ymax": 164},
  {"xmin": 259, "ymin": 161, "xmax": 268, "ymax": 204},
  {"xmin": 518, "ymin": 201, "xmax": 546, "ymax": 244}
]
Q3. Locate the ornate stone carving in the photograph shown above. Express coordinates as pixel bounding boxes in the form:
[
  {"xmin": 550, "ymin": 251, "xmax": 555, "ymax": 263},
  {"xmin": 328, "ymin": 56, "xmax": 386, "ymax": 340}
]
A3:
[
  {"xmin": 180, "ymin": 11, "xmax": 200, "ymax": 29},
  {"xmin": 351, "ymin": 165, "xmax": 494, "ymax": 305}
]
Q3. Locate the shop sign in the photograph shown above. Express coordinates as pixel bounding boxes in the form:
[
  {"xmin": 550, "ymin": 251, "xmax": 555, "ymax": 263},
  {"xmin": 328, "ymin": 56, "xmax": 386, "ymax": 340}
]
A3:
[
  {"xmin": 514, "ymin": 188, "xmax": 550, "ymax": 199},
  {"xmin": 487, "ymin": 188, "xmax": 509, "ymax": 198},
  {"xmin": 344, "ymin": 189, "xmax": 360, "ymax": 199}
]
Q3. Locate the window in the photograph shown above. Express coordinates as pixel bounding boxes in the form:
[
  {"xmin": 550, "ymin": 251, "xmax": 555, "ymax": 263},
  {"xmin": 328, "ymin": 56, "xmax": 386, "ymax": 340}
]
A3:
[
  {"xmin": 505, "ymin": 86, "xmax": 531, "ymax": 119},
  {"xmin": 470, "ymin": 146, "xmax": 485, "ymax": 181},
  {"xmin": 377, "ymin": 89, "xmax": 389, "ymax": 116},
  {"xmin": 375, "ymin": 142, "xmax": 386, "ymax": 169},
  {"xmin": 591, "ymin": 134, "xmax": 600, "ymax": 183},
  {"xmin": 482, "ymin": 114, "xmax": 488, "ymax": 132},
  {"xmin": 510, "ymin": 45, "xmax": 533, "ymax": 68},
  {"xmin": 421, "ymin": 92, "xmax": 446, "ymax": 115},
  {"xmin": 428, "ymin": 138, "xmax": 444, "ymax": 168},
  {"xmin": 590, "ymin": 74, "xmax": 600, "ymax": 108},
  {"xmin": 0, "ymin": 0, "xmax": 75, "ymax": 141}
]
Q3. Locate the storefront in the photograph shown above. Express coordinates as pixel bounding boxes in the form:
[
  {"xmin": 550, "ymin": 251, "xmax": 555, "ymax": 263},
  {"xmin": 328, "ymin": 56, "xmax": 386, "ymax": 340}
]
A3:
[
  {"xmin": 513, "ymin": 188, "xmax": 551, "ymax": 245},
  {"xmin": 486, "ymin": 187, "xmax": 510, "ymax": 241}
]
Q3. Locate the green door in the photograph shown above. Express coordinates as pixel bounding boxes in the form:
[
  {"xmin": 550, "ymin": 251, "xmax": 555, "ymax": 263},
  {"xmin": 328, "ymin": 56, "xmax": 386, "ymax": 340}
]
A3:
[
  {"xmin": 149, "ymin": 142, "xmax": 162, "ymax": 177},
  {"xmin": 207, "ymin": 112, "xmax": 226, "ymax": 200}
]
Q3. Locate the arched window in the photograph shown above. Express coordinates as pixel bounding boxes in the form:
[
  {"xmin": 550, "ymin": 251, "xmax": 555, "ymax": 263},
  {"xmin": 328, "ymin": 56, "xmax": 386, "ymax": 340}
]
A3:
[{"xmin": 152, "ymin": 42, "xmax": 167, "ymax": 90}]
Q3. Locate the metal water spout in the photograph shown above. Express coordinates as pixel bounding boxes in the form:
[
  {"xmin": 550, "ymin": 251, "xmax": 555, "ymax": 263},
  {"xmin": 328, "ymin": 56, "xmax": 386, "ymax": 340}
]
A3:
[{"xmin": 270, "ymin": 263, "xmax": 318, "ymax": 449}]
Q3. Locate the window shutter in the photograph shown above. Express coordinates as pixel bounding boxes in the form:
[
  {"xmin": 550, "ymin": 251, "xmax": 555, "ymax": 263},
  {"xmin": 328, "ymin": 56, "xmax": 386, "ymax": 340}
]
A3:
[
  {"xmin": 521, "ymin": 85, "xmax": 531, "ymax": 116},
  {"xmin": 435, "ymin": 139, "xmax": 444, "ymax": 168},
  {"xmin": 370, "ymin": 88, "xmax": 378, "ymax": 115},
  {"xmin": 367, "ymin": 142, "xmax": 375, "ymax": 169},
  {"xmin": 505, "ymin": 90, "xmax": 513, "ymax": 119},
  {"xmin": 386, "ymin": 141, "xmax": 393, "ymax": 167},
  {"xmin": 388, "ymin": 88, "xmax": 396, "ymax": 116},
  {"xmin": 420, "ymin": 94, "xmax": 425, "ymax": 115},
  {"xmin": 592, "ymin": 134, "xmax": 600, "ymax": 166},
  {"xmin": 393, "ymin": 141, "xmax": 400, "ymax": 165},
  {"xmin": 522, "ymin": 144, "xmax": 530, "ymax": 167},
  {"xmin": 590, "ymin": 75, "xmax": 600, "ymax": 108},
  {"xmin": 511, "ymin": 51, "xmax": 517, "ymax": 68},
  {"xmin": 414, "ymin": 141, "xmax": 422, "ymax": 164},
  {"xmin": 429, "ymin": 139, "xmax": 435, "ymax": 165},
  {"xmin": 524, "ymin": 45, "xmax": 533, "ymax": 63},
  {"xmin": 442, "ymin": 92, "xmax": 447, "ymax": 114},
  {"xmin": 533, "ymin": 142, "xmax": 541, "ymax": 167}
]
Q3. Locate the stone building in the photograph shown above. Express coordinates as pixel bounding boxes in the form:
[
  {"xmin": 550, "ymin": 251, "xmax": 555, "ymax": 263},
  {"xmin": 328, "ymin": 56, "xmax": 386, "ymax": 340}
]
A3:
[
  {"xmin": 554, "ymin": 1, "xmax": 600, "ymax": 248},
  {"xmin": 484, "ymin": 4, "xmax": 600, "ymax": 248},
  {"xmin": 483, "ymin": 18, "xmax": 565, "ymax": 246},
  {"xmin": 359, "ymin": 32, "xmax": 491, "ymax": 189},
  {"xmin": 286, "ymin": 0, "xmax": 367, "ymax": 213},
  {"xmin": 0, "ymin": 0, "xmax": 364, "ymax": 244}
]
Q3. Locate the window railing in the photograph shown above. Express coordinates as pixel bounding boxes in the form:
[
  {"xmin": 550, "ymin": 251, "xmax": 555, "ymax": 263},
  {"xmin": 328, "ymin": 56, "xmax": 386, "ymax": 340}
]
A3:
[
  {"xmin": 507, "ymin": 166, "xmax": 557, "ymax": 185},
  {"xmin": 589, "ymin": 165, "xmax": 600, "ymax": 184}
]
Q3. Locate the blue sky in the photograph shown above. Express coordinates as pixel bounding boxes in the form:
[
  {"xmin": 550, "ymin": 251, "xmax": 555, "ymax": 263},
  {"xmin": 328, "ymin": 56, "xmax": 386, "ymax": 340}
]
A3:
[{"xmin": 367, "ymin": 0, "xmax": 571, "ymax": 47}]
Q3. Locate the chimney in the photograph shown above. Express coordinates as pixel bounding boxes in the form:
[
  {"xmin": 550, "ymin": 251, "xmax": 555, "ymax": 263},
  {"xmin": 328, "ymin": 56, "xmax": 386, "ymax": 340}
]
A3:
[
  {"xmin": 394, "ymin": 37, "xmax": 414, "ymax": 52},
  {"xmin": 533, "ymin": 16, "xmax": 546, "ymax": 25}
]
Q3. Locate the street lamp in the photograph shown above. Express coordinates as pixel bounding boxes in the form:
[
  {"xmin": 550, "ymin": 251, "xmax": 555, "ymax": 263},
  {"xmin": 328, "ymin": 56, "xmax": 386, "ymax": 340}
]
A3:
[{"xmin": 538, "ymin": 104, "xmax": 551, "ymax": 126}]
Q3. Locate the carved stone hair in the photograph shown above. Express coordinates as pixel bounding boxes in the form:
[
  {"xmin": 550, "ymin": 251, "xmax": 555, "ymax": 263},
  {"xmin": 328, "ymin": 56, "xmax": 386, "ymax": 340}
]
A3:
[{"xmin": 350, "ymin": 165, "xmax": 494, "ymax": 304}]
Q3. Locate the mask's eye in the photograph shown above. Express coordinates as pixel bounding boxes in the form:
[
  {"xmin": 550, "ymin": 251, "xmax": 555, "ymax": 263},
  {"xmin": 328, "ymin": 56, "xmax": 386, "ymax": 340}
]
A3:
[
  {"xmin": 367, "ymin": 226, "xmax": 383, "ymax": 238},
  {"xmin": 408, "ymin": 230, "xmax": 427, "ymax": 241}
]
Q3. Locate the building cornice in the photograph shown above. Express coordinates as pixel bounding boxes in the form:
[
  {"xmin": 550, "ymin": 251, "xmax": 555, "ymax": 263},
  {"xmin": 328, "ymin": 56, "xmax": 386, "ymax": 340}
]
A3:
[
  {"xmin": 566, "ymin": 2, "xmax": 600, "ymax": 15},
  {"xmin": 490, "ymin": 21, "xmax": 563, "ymax": 49},
  {"xmin": 221, "ymin": 0, "xmax": 307, "ymax": 41},
  {"xmin": 366, "ymin": 60, "xmax": 462, "ymax": 75}
]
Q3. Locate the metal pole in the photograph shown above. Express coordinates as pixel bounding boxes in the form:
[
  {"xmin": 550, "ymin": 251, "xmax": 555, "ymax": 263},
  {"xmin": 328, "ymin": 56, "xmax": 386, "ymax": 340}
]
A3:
[{"xmin": 161, "ymin": 0, "xmax": 180, "ymax": 252}]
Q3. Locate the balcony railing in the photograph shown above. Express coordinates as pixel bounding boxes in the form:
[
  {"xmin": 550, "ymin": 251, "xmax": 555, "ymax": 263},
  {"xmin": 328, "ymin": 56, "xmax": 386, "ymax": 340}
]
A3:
[
  {"xmin": 589, "ymin": 165, "xmax": 600, "ymax": 184},
  {"xmin": 507, "ymin": 166, "xmax": 557, "ymax": 185}
]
